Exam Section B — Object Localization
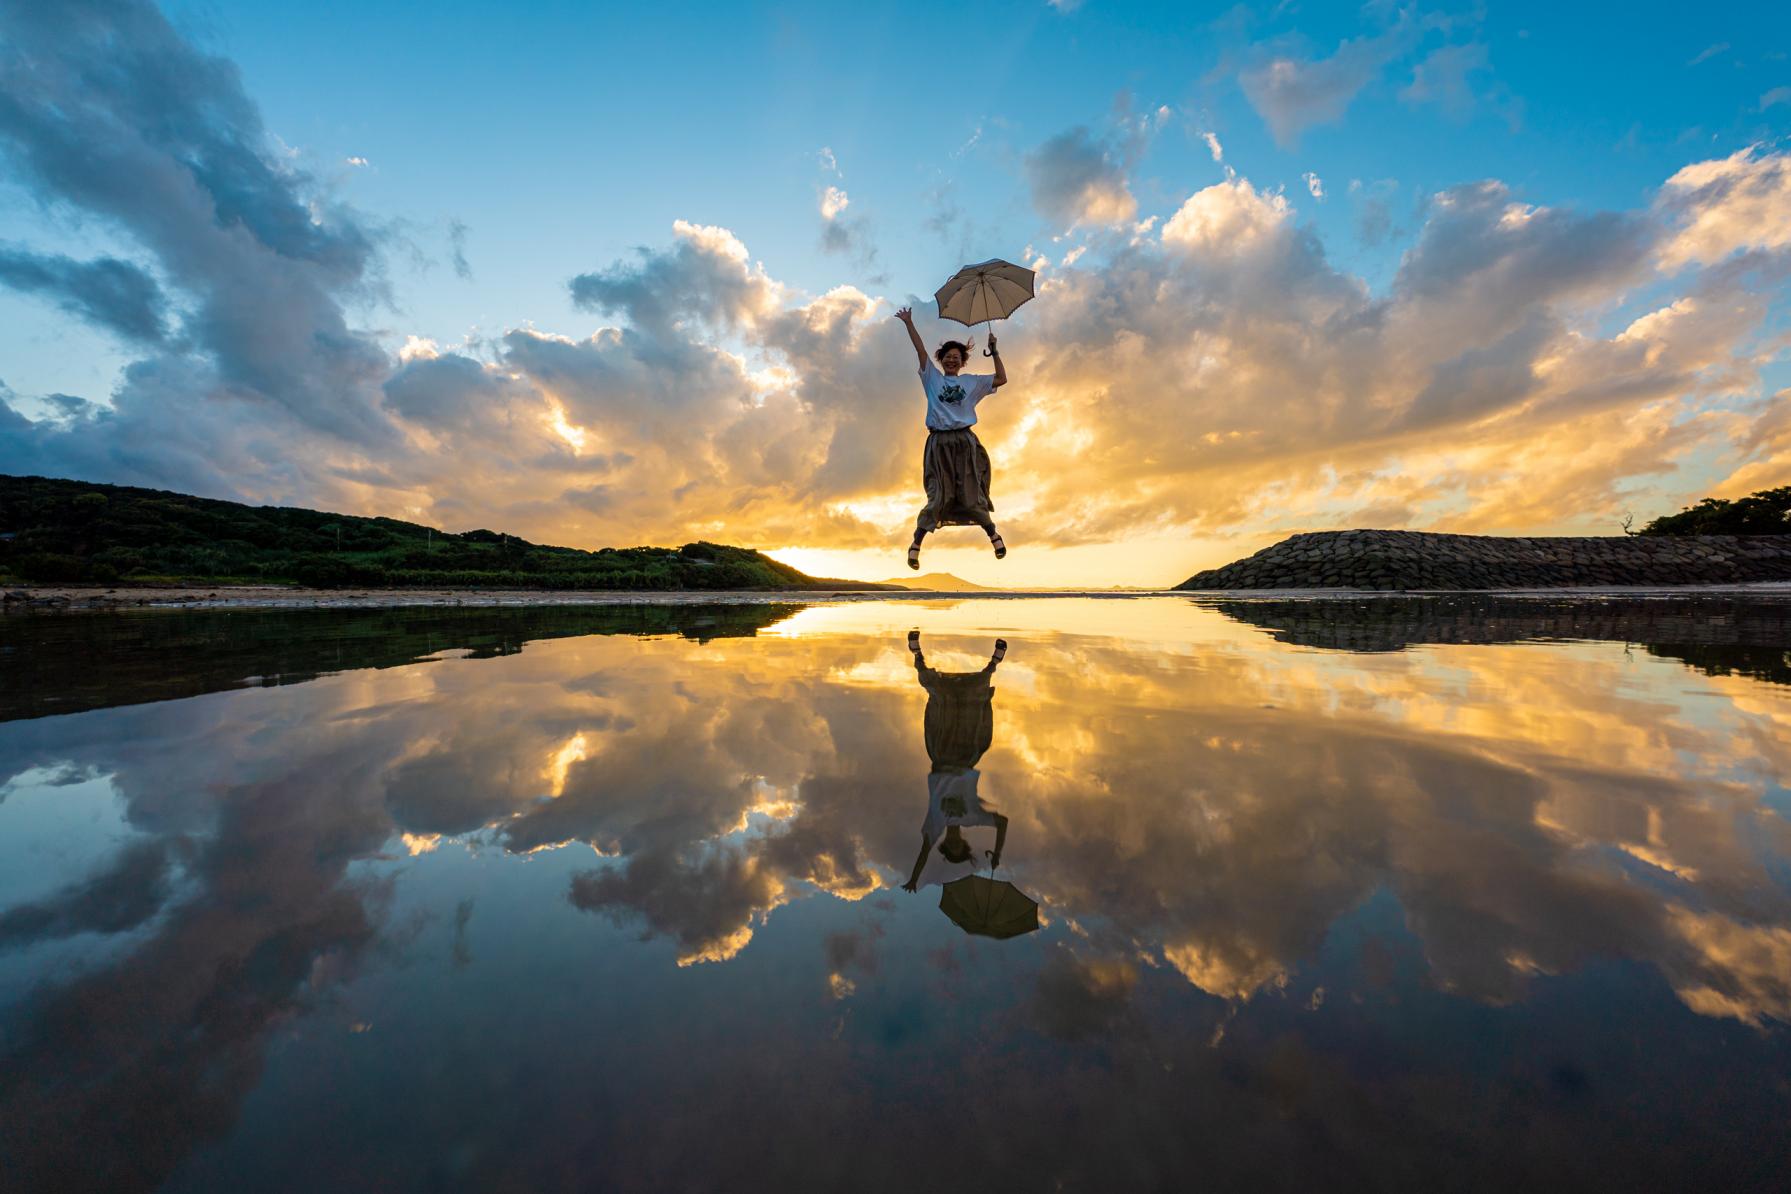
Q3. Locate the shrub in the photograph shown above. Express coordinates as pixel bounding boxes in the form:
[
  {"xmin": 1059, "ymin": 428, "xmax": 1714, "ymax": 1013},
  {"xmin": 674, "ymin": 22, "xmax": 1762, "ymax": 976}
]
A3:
[{"xmin": 1641, "ymin": 487, "xmax": 1791, "ymax": 536}]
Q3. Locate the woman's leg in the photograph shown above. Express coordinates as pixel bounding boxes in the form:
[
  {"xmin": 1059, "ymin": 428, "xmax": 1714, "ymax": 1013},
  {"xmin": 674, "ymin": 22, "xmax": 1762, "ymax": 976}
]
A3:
[
  {"xmin": 909, "ymin": 519, "xmax": 931, "ymax": 570},
  {"xmin": 913, "ymin": 434, "xmax": 941, "ymax": 570}
]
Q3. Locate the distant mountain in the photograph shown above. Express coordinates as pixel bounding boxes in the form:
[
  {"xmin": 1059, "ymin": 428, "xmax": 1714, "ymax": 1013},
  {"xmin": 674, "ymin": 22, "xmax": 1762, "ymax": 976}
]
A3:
[
  {"xmin": 876, "ymin": 572, "xmax": 990, "ymax": 591},
  {"xmin": 0, "ymin": 474, "xmax": 892, "ymax": 592}
]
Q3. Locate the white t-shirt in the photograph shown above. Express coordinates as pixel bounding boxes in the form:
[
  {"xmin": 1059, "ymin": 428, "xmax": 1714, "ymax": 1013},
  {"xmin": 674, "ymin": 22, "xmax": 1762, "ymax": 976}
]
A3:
[
  {"xmin": 919, "ymin": 359, "xmax": 996, "ymax": 431},
  {"xmin": 923, "ymin": 768, "xmax": 1000, "ymax": 840}
]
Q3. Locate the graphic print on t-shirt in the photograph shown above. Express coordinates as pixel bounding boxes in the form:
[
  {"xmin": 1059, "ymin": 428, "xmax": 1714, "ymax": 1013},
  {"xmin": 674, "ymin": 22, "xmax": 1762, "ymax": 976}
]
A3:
[{"xmin": 939, "ymin": 382, "xmax": 967, "ymax": 405}]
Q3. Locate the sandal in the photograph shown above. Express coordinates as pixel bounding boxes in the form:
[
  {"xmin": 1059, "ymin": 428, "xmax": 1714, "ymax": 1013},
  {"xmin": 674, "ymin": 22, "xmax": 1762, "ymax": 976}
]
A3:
[
  {"xmin": 989, "ymin": 534, "xmax": 1006, "ymax": 560},
  {"xmin": 907, "ymin": 544, "xmax": 921, "ymax": 570}
]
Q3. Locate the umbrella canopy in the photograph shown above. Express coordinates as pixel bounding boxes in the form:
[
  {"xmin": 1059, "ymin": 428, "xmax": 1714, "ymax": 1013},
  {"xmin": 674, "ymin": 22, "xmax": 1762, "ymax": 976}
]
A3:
[
  {"xmin": 934, "ymin": 258, "xmax": 1035, "ymax": 328},
  {"xmin": 939, "ymin": 874, "xmax": 1040, "ymax": 940}
]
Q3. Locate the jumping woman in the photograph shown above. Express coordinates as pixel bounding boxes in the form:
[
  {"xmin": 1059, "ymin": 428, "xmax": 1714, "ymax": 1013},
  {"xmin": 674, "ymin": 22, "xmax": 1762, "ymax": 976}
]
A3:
[{"xmin": 894, "ymin": 305, "xmax": 1007, "ymax": 570}]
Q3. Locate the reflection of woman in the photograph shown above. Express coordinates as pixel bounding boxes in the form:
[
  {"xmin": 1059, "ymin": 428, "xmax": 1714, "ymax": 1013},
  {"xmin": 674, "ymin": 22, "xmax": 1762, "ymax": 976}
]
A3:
[{"xmin": 902, "ymin": 631, "xmax": 1010, "ymax": 892}]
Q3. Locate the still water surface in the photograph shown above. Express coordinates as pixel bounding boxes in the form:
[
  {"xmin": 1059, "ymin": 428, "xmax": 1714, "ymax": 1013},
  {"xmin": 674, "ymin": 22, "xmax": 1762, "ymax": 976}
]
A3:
[{"xmin": 4, "ymin": 596, "xmax": 1791, "ymax": 1191}]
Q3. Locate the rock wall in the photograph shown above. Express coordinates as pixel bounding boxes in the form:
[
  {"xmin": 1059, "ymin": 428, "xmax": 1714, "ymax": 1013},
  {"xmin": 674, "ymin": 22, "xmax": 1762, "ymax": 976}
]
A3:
[{"xmin": 1177, "ymin": 530, "xmax": 1791, "ymax": 591}]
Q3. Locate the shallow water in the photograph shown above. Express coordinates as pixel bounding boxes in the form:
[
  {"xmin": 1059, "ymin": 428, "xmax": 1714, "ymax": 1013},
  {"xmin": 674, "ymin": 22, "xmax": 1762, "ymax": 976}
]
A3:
[{"xmin": 4, "ymin": 595, "xmax": 1791, "ymax": 1192}]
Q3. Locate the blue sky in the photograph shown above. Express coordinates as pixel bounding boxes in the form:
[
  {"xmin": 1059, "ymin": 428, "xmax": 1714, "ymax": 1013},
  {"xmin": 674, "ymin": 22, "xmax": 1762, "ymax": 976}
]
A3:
[
  {"xmin": 2, "ymin": 1, "xmax": 1789, "ymax": 584},
  {"xmin": 191, "ymin": 0, "xmax": 1789, "ymax": 331}
]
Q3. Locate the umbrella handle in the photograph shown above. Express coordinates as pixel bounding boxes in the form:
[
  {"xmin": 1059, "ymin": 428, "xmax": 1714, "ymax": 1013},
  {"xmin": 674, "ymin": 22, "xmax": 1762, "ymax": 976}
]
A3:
[{"xmin": 983, "ymin": 316, "xmax": 995, "ymax": 356}]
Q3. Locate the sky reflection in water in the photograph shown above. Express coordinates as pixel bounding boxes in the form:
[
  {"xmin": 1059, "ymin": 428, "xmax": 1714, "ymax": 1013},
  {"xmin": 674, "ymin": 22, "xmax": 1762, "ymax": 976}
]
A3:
[{"xmin": 3, "ymin": 596, "xmax": 1791, "ymax": 1192}]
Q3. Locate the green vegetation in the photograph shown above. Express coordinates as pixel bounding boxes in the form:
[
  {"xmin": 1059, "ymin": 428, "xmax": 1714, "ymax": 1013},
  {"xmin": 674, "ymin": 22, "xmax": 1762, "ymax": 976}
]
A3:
[
  {"xmin": 0, "ymin": 474, "xmax": 883, "ymax": 590},
  {"xmin": 1639, "ymin": 486, "xmax": 1791, "ymax": 537},
  {"xmin": 2, "ymin": 604, "xmax": 803, "ymax": 721}
]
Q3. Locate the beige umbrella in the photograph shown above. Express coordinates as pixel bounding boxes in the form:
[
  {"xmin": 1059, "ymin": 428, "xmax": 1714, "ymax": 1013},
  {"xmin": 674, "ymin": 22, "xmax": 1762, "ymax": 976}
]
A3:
[
  {"xmin": 934, "ymin": 258, "xmax": 1035, "ymax": 355},
  {"xmin": 938, "ymin": 873, "xmax": 1040, "ymax": 940}
]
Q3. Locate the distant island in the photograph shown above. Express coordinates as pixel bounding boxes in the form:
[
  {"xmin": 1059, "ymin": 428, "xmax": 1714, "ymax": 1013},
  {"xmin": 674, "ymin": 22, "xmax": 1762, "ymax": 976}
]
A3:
[
  {"xmin": 0, "ymin": 475, "xmax": 889, "ymax": 592},
  {"xmin": 875, "ymin": 572, "xmax": 989, "ymax": 592}
]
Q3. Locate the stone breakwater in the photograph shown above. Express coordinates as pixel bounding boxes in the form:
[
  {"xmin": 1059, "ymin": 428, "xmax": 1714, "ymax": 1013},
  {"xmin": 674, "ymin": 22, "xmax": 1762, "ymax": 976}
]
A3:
[{"xmin": 1177, "ymin": 530, "xmax": 1791, "ymax": 591}]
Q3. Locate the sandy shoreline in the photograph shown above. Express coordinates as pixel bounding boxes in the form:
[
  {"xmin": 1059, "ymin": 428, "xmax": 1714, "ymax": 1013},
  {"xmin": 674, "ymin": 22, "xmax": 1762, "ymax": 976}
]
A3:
[{"xmin": 6, "ymin": 581, "xmax": 1791, "ymax": 611}]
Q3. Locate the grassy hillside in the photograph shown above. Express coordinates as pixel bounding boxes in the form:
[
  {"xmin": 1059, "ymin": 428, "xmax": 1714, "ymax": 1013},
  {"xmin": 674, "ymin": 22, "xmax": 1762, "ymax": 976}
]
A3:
[{"xmin": 0, "ymin": 474, "xmax": 885, "ymax": 591}]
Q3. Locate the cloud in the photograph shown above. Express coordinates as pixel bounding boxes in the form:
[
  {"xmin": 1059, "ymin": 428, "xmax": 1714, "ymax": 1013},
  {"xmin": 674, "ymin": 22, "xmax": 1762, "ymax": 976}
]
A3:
[
  {"xmin": 570, "ymin": 847, "xmax": 787, "ymax": 965},
  {"xmin": 0, "ymin": 0, "xmax": 395, "ymax": 459},
  {"xmin": 0, "ymin": 840, "xmax": 177, "ymax": 949},
  {"xmin": 1400, "ymin": 42, "xmax": 1524, "ymax": 129},
  {"xmin": 1687, "ymin": 43, "xmax": 1730, "ymax": 66},
  {"xmin": 1400, "ymin": 42, "xmax": 1488, "ymax": 116},
  {"xmin": 1349, "ymin": 177, "xmax": 1402, "ymax": 246},
  {"xmin": 1024, "ymin": 126, "xmax": 1139, "ymax": 228},
  {"xmin": 0, "ymin": 248, "xmax": 171, "ymax": 343},
  {"xmin": 1239, "ymin": 27, "xmax": 1413, "ymax": 146},
  {"xmin": 1762, "ymin": 86, "xmax": 1791, "ymax": 111},
  {"xmin": 1160, "ymin": 176, "xmax": 1292, "ymax": 254},
  {"xmin": 817, "ymin": 184, "xmax": 878, "ymax": 268},
  {"xmin": 568, "ymin": 219, "xmax": 780, "ymax": 336},
  {"xmin": 447, "ymin": 218, "xmax": 473, "ymax": 280},
  {"xmin": 1656, "ymin": 145, "xmax": 1791, "ymax": 268},
  {"xmin": 1029, "ymin": 947, "xmax": 1139, "ymax": 1039},
  {"xmin": 1200, "ymin": 130, "xmax": 1224, "ymax": 162},
  {"xmin": 1302, "ymin": 172, "xmax": 1324, "ymax": 200}
]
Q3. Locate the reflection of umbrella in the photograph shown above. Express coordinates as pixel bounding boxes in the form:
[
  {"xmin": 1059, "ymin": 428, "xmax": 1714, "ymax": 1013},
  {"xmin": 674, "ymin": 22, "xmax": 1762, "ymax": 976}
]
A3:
[
  {"xmin": 934, "ymin": 259, "xmax": 1035, "ymax": 356},
  {"xmin": 939, "ymin": 874, "xmax": 1040, "ymax": 939}
]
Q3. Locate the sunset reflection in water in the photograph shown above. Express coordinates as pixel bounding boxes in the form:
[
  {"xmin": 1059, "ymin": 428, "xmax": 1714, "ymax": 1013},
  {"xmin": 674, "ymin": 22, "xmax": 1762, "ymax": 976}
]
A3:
[{"xmin": 3, "ymin": 596, "xmax": 1790, "ymax": 1191}]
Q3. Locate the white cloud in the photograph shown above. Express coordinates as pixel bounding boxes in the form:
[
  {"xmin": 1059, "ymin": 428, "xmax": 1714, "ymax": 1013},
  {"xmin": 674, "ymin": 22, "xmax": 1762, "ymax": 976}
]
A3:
[
  {"xmin": 820, "ymin": 185, "xmax": 850, "ymax": 220},
  {"xmin": 397, "ymin": 335, "xmax": 439, "ymax": 363},
  {"xmin": 1656, "ymin": 145, "xmax": 1791, "ymax": 268},
  {"xmin": 1687, "ymin": 43, "xmax": 1730, "ymax": 67},
  {"xmin": 1762, "ymin": 87, "xmax": 1791, "ymax": 111},
  {"xmin": 1161, "ymin": 177, "xmax": 1291, "ymax": 253},
  {"xmin": 1302, "ymin": 172, "xmax": 1324, "ymax": 200},
  {"xmin": 1201, "ymin": 131, "xmax": 1224, "ymax": 162}
]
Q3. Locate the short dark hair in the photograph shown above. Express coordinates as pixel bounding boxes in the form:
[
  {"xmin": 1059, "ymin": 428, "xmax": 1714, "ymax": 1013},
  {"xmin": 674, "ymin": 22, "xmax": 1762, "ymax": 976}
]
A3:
[
  {"xmin": 937, "ymin": 836, "xmax": 973, "ymax": 863},
  {"xmin": 934, "ymin": 339, "xmax": 972, "ymax": 364}
]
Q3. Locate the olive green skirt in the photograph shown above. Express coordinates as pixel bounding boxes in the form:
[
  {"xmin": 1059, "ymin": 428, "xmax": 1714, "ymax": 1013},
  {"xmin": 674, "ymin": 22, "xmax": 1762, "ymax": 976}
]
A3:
[{"xmin": 916, "ymin": 427, "xmax": 993, "ymax": 534}]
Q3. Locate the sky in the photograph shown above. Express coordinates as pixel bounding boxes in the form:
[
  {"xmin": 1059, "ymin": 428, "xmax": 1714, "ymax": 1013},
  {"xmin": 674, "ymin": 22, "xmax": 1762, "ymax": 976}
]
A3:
[{"xmin": 1, "ymin": 0, "xmax": 1789, "ymax": 587}]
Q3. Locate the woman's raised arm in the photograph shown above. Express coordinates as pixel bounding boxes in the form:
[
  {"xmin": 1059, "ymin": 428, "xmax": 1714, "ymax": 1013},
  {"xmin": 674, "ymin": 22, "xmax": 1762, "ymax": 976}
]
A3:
[{"xmin": 895, "ymin": 306, "xmax": 929, "ymax": 371}]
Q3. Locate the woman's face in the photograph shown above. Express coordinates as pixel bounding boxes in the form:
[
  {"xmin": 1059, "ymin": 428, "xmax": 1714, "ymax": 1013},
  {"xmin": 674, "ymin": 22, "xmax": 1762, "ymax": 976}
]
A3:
[{"xmin": 940, "ymin": 348, "xmax": 964, "ymax": 373}]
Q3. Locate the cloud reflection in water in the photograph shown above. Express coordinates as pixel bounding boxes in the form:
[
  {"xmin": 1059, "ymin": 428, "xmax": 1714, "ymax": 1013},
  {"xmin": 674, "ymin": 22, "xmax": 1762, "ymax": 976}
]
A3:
[{"xmin": 2, "ymin": 596, "xmax": 1790, "ymax": 1190}]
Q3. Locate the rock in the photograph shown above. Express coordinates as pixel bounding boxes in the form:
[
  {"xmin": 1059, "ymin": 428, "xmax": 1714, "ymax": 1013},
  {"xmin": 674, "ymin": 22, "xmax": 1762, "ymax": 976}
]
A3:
[{"xmin": 1176, "ymin": 531, "xmax": 1791, "ymax": 592}]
